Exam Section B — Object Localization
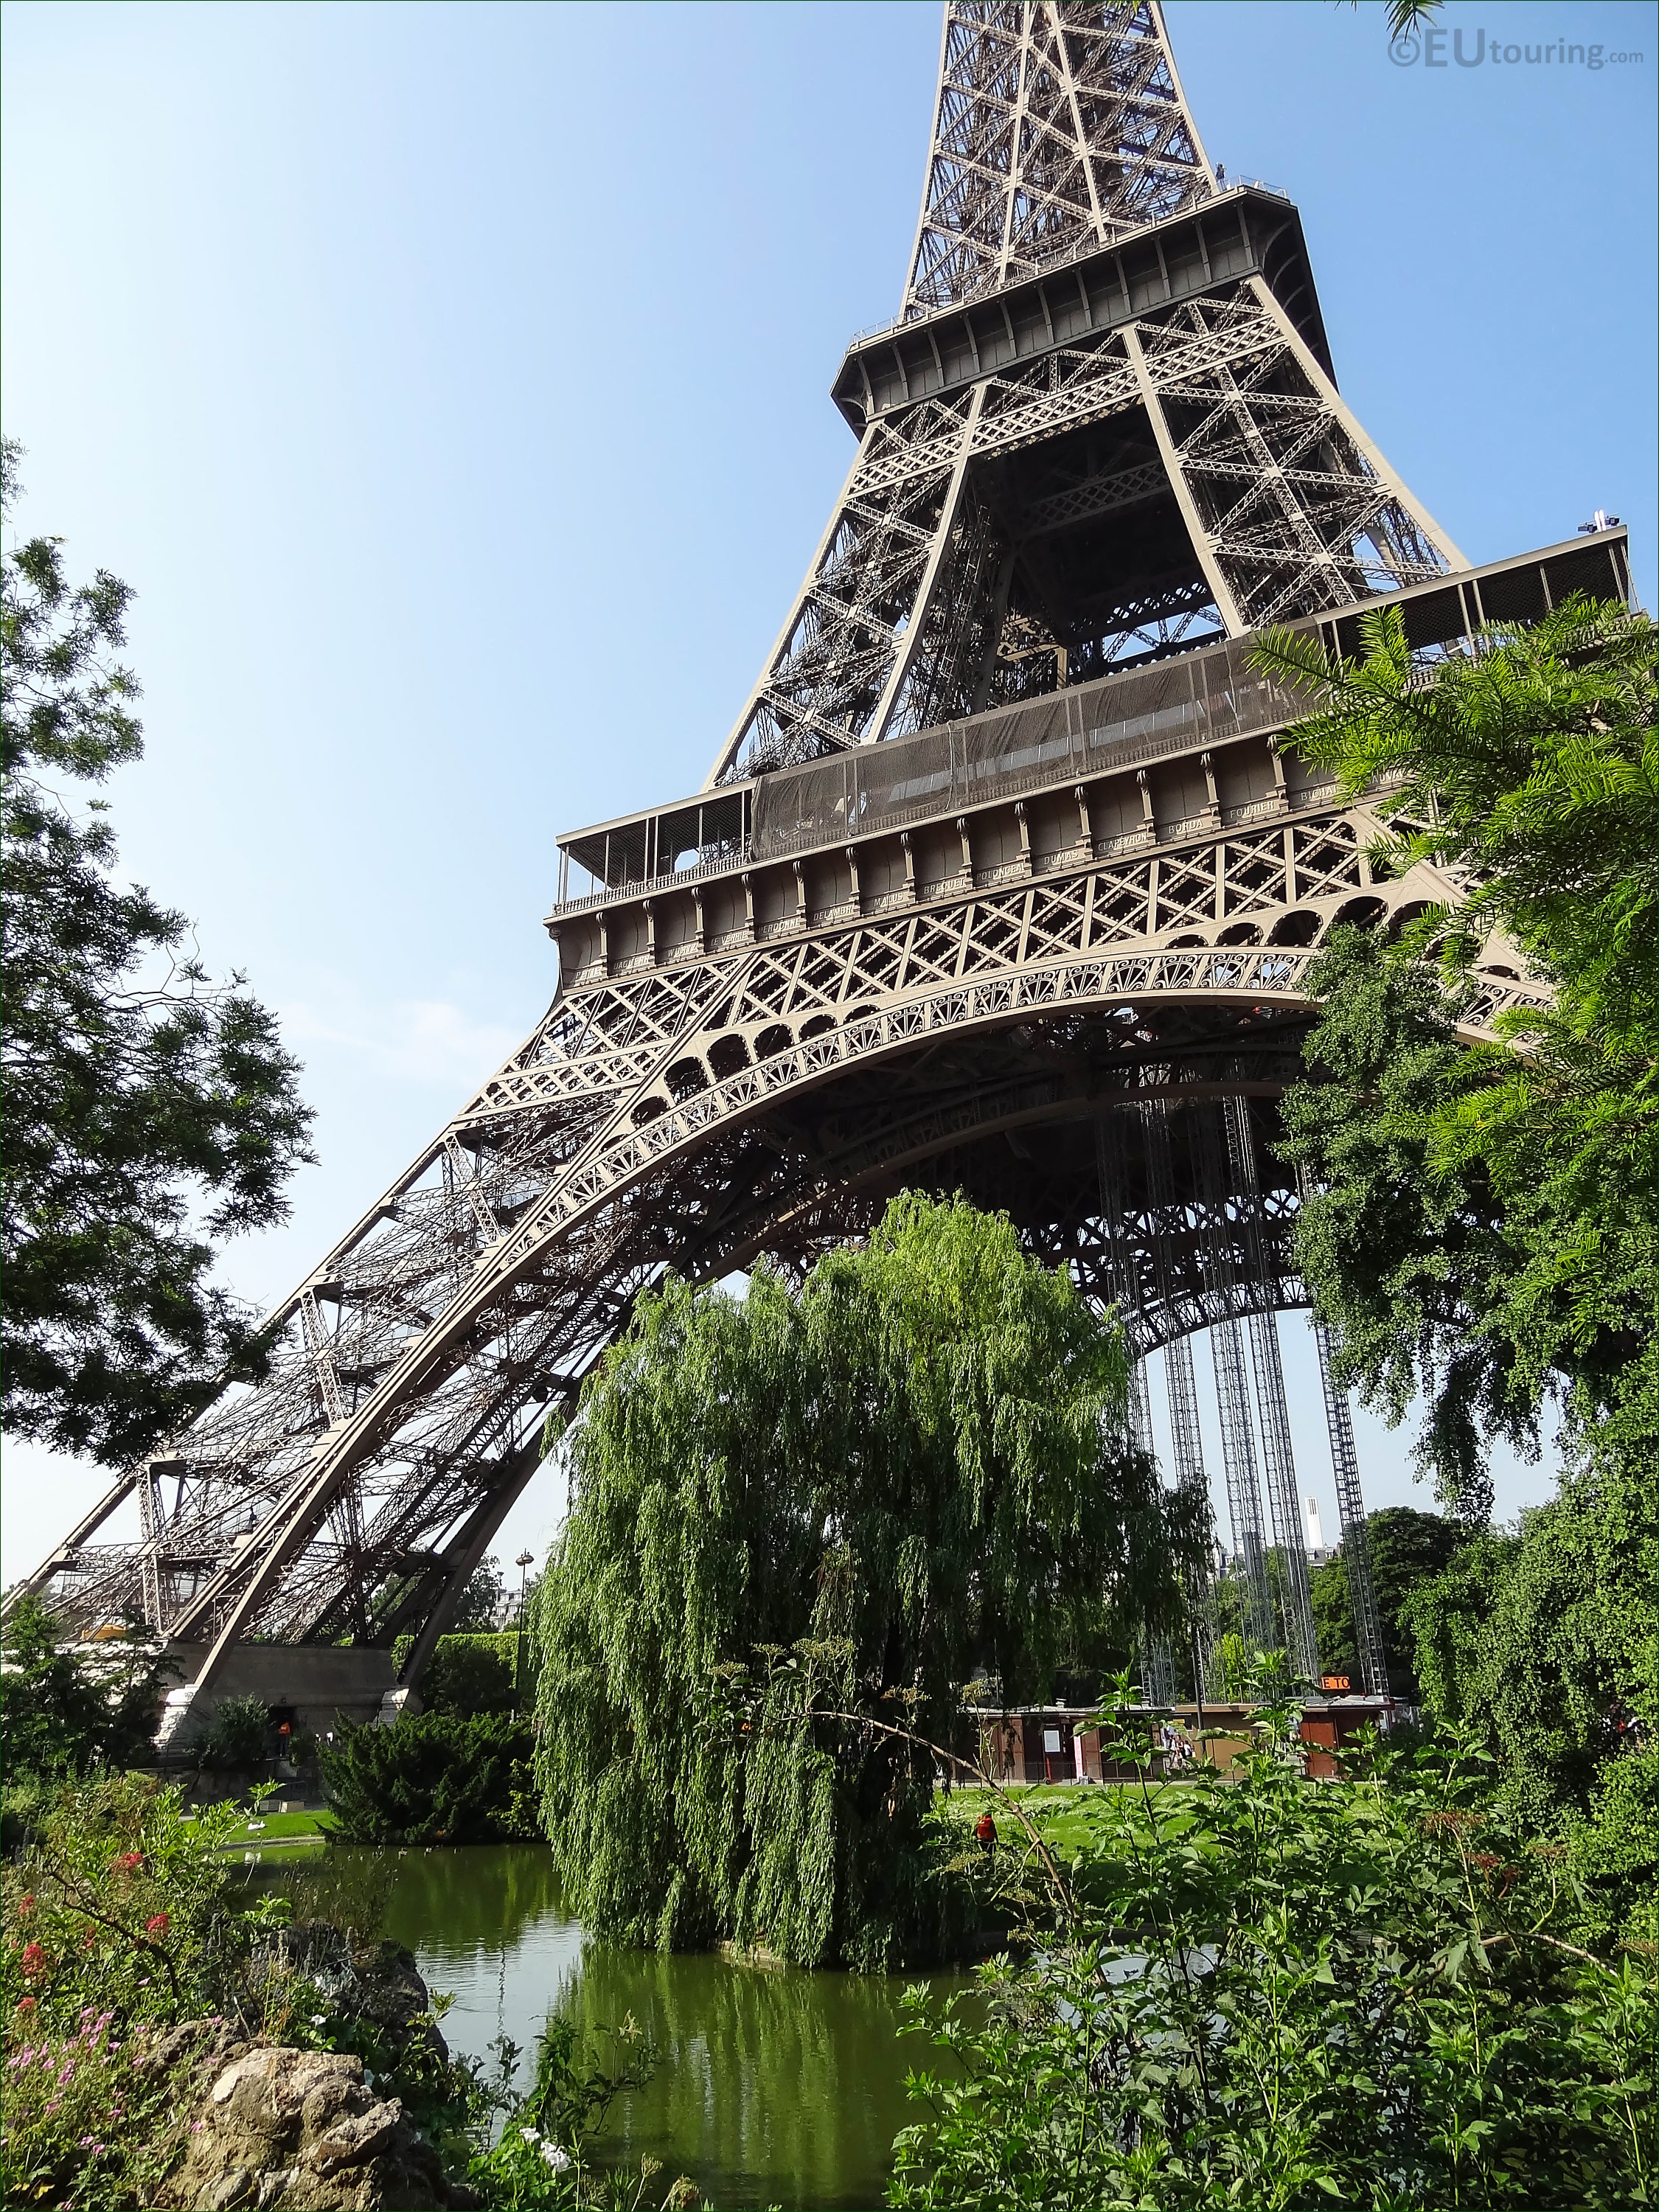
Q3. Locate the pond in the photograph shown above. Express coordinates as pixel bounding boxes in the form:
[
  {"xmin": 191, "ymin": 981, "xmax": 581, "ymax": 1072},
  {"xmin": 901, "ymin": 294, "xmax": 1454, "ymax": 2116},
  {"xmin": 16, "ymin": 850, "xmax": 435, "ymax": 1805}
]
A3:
[{"xmin": 347, "ymin": 1844, "xmax": 972, "ymax": 2211}]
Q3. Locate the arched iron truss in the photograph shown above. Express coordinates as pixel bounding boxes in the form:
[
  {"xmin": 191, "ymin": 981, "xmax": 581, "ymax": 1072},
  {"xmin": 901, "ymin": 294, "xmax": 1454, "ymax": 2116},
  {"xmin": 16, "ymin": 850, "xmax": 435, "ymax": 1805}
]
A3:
[{"xmin": 10, "ymin": 3, "xmax": 1618, "ymax": 1733}]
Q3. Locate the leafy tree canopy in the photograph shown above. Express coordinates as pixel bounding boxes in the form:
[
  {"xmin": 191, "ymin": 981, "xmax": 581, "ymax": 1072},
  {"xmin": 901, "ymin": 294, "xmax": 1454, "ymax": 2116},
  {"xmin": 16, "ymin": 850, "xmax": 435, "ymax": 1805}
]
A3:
[
  {"xmin": 1, "ymin": 439, "xmax": 314, "ymax": 1464},
  {"xmin": 0, "ymin": 1593, "xmax": 169, "ymax": 1784},
  {"xmin": 449, "ymin": 1554, "xmax": 507, "ymax": 1632},
  {"xmin": 1258, "ymin": 595, "xmax": 1653, "ymax": 1513},
  {"xmin": 530, "ymin": 1193, "xmax": 1192, "ymax": 1969},
  {"xmin": 1254, "ymin": 597, "xmax": 1655, "ymax": 1829}
]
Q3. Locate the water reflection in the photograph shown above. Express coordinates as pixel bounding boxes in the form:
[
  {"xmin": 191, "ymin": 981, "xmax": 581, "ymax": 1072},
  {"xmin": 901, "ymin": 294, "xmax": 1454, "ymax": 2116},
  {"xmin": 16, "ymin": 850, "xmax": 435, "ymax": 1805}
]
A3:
[{"xmin": 365, "ymin": 1844, "xmax": 967, "ymax": 2212}]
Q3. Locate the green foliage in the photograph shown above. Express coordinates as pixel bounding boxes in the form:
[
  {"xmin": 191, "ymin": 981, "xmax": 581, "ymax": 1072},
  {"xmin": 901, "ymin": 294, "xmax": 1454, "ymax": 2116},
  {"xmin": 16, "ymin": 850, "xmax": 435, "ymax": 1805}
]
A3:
[
  {"xmin": 532, "ymin": 1194, "xmax": 1190, "ymax": 1969},
  {"xmin": 451, "ymin": 1554, "xmax": 509, "ymax": 1632},
  {"xmin": 1, "ymin": 1774, "xmax": 495, "ymax": 2211},
  {"xmin": 1, "ymin": 1775, "xmax": 261, "ymax": 2025},
  {"xmin": 319, "ymin": 1711, "xmax": 538, "ymax": 1843},
  {"xmin": 1259, "ymin": 595, "xmax": 1654, "ymax": 1510},
  {"xmin": 188, "ymin": 1691, "xmax": 272, "ymax": 1771},
  {"xmin": 1401, "ymin": 1464, "xmax": 1656, "ymax": 1865},
  {"xmin": 391, "ymin": 1628, "xmax": 521, "ymax": 1715},
  {"xmin": 1309, "ymin": 1507, "xmax": 1468, "ymax": 1699},
  {"xmin": 0, "ymin": 1774, "xmax": 296, "ymax": 2206},
  {"xmin": 888, "ymin": 1686, "xmax": 1655, "ymax": 2210},
  {"xmin": 1256, "ymin": 598, "xmax": 1656, "ymax": 1834},
  {"xmin": 1, "ymin": 440, "xmax": 314, "ymax": 1464},
  {"xmin": 465, "ymin": 2017, "xmax": 696, "ymax": 2211},
  {"xmin": 0, "ymin": 2004, "xmax": 184, "ymax": 2209},
  {"xmin": 0, "ymin": 1593, "xmax": 171, "ymax": 1779}
]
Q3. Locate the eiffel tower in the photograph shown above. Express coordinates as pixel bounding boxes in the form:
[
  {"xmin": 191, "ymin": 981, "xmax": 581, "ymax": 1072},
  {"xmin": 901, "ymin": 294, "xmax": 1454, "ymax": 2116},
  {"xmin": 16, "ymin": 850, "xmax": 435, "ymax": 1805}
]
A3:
[{"xmin": 13, "ymin": 2, "xmax": 1632, "ymax": 1736}]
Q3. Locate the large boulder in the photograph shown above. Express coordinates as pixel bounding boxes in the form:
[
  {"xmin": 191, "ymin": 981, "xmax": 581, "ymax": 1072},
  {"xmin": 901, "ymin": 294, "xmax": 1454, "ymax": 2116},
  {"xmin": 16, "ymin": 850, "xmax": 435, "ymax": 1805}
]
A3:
[{"xmin": 161, "ymin": 2043, "xmax": 460, "ymax": 2210}]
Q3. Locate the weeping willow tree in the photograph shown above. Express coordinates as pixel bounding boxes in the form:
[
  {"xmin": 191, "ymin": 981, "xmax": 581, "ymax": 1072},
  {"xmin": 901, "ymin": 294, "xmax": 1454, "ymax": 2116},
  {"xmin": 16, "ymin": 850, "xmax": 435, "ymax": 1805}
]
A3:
[{"xmin": 530, "ymin": 1192, "xmax": 1195, "ymax": 1969}]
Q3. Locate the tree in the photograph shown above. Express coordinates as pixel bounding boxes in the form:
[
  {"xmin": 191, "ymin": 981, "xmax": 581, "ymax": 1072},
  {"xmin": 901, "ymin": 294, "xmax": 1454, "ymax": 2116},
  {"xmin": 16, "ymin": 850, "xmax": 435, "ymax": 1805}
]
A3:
[
  {"xmin": 0, "ymin": 1593, "xmax": 170, "ymax": 1780},
  {"xmin": 1258, "ymin": 596, "xmax": 1653, "ymax": 1512},
  {"xmin": 531, "ymin": 1194, "xmax": 1194, "ymax": 1969},
  {"xmin": 1, "ymin": 440, "xmax": 314, "ymax": 1465},
  {"xmin": 449, "ymin": 1555, "xmax": 507, "ymax": 1632},
  {"xmin": 1310, "ymin": 1506, "xmax": 1467, "ymax": 1700},
  {"xmin": 1254, "ymin": 597, "xmax": 1655, "ymax": 1826}
]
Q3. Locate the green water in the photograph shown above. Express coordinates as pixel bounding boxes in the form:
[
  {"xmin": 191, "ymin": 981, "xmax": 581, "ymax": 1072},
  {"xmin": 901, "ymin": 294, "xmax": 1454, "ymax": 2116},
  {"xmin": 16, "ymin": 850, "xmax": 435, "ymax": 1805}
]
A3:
[{"xmin": 362, "ymin": 1844, "xmax": 970, "ymax": 2211}]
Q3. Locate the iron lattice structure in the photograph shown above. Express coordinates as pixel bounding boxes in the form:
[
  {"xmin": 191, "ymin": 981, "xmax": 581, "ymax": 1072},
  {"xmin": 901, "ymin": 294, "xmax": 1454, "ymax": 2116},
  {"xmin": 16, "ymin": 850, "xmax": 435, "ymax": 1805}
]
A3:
[{"xmin": 13, "ymin": 3, "xmax": 1634, "ymax": 1721}]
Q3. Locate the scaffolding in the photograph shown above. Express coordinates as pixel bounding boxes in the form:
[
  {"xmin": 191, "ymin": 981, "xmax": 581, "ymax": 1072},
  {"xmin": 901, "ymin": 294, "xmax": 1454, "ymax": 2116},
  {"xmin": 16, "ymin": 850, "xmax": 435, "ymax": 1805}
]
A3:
[{"xmin": 1314, "ymin": 1319, "xmax": 1390, "ymax": 1697}]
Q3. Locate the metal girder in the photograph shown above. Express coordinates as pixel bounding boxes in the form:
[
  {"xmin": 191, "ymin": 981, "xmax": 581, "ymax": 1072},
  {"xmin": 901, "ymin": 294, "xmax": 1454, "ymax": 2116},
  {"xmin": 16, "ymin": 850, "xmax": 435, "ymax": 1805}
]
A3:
[
  {"xmin": 1225, "ymin": 1093, "xmax": 1318, "ymax": 1681},
  {"xmin": 13, "ymin": 784, "xmax": 1535, "ymax": 1694},
  {"xmin": 10, "ymin": 3, "xmax": 1523, "ymax": 1722},
  {"xmin": 904, "ymin": 2, "xmax": 1214, "ymax": 316},
  {"xmin": 1315, "ymin": 1317, "xmax": 1391, "ymax": 1697},
  {"xmin": 703, "ymin": 4, "xmax": 1458, "ymax": 786}
]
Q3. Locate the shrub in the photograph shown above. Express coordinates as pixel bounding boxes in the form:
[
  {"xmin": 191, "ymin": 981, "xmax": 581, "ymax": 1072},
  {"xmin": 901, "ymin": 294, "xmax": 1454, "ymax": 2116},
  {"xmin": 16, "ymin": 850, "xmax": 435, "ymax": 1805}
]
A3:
[
  {"xmin": 0, "ymin": 1777, "xmax": 287, "ymax": 2208},
  {"xmin": 189, "ymin": 1692, "xmax": 271, "ymax": 1772},
  {"xmin": 319, "ymin": 1713, "xmax": 538, "ymax": 1843},
  {"xmin": 1, "ymin": 2007, "xmax": 184, "ymax": 2209},
  {"xmin": 1, "ymin": 1776, "xmax": 262, "ymax": 2031}
]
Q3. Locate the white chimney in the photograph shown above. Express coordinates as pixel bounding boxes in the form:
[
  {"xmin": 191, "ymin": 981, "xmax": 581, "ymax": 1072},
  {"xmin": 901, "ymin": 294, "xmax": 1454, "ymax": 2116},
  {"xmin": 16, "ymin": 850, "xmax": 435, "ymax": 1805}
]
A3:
[{"xmin": 1304, "ymin": 1495, "xmax": 1326, "ymax": 1554}]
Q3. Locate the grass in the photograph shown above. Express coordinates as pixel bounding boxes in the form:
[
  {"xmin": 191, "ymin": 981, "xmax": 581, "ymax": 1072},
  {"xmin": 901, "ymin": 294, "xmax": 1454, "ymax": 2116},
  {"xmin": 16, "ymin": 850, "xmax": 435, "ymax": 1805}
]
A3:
[
  {"xmin": 941, "ymin": 1781, "xmax": 1189, "ymax": 1862},
  {"xmin": 181, "ymin": 1808, "xmax": 338, "ymax": 1848}
]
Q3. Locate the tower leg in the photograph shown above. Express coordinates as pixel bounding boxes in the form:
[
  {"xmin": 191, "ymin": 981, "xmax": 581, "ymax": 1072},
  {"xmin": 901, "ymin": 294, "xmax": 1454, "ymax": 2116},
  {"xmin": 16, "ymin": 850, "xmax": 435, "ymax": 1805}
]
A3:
[
  {"xmin": 1313, "ymin": 1319, "xmax": 1390, "ymax": 1698},
  {"xmin": 1210, "ymin": 1318, "xmax": 1277, "ymax": 1657},
  {"xmin": 1245, "ymin": 1310, "xmax": 1321, "ymax": 1686}
]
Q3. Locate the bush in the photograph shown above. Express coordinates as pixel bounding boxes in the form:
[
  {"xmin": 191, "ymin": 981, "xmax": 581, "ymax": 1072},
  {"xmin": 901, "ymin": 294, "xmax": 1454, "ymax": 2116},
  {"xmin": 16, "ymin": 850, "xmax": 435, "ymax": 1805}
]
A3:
[
  {"xmin": 888, "ymin": 1684, "xmax": 1656, "ymax": 2210},
  {"xmin": 320, "ymin": 1712, "xmax": 538, "ymax": 1843},
  {"xmin": 0, "ymin": 1776, "xmax": 287, "ymax": 2208},
  {"xmin": 189, "ymin": 1692, "xmax": 272, "ymax": 1772},
  {"xmin": 1, "ymin": 1775, "xmax": 261, "ymax": 2031}
]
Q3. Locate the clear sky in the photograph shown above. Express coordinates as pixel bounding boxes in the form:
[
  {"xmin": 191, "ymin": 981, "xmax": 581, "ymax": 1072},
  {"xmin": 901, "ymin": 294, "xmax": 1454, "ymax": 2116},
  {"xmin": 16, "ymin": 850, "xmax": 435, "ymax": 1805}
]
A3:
[{"xmin": 3, "ymin": 0, "xmax": 1654, "ymax": 1587}]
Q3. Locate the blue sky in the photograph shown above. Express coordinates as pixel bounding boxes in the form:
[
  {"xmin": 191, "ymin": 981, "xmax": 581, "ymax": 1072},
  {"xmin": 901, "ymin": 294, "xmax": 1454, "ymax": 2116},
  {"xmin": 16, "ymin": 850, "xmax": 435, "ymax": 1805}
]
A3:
[{"xmin": 2, "ymin": 0, "xmax": 1654, "ymax": 1585}]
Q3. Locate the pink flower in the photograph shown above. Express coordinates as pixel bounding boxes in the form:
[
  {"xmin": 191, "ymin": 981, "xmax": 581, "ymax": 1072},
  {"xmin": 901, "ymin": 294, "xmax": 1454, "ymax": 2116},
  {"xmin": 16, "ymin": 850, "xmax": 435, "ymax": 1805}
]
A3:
[
  {"xmin": 21, "ymin": 1942, "xmax": 46, "ymax": 1977},
  {"xmin": 145, "ymin": 1912, "xmax": 170, "ymax": 1935},
  {"xmin": 15, "ymin": 1995, "xmax": 37, "ymax": 2014},
  {"xmin": 16, "ymin": 1893, "xmax": 34, "ymax": 1919}
]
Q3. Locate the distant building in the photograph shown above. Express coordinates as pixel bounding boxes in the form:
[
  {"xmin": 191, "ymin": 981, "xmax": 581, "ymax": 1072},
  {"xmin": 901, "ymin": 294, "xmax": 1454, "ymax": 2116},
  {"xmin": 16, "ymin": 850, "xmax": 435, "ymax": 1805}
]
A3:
[{"xmin": 1304, "ymin": 1495, "xmax": 1338, "ymax": 1569}]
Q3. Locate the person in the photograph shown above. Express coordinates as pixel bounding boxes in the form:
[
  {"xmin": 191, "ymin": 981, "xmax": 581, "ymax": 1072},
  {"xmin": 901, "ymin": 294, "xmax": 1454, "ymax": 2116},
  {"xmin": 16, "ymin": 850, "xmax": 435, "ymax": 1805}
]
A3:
[{"xmin": 975, "ymin": 1809, "xmax": 998, "ymax": 1857}]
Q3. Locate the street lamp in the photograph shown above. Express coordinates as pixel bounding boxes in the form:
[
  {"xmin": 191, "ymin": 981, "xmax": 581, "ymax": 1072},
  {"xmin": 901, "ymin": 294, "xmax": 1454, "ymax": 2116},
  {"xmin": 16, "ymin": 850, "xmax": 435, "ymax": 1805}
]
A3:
[{"xmin": 515, "ymin": 1551, "xmax": 535, "ymax": 1711}]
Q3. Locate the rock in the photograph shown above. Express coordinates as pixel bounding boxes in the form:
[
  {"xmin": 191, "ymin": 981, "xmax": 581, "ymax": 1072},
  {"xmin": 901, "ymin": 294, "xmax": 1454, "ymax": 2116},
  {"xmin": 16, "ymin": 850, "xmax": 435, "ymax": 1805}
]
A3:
[
  {"xmin": 240, "ymin": 1926, "xmax": 449, "ymax": 2070},
  {"xmin": 159, "ymin": 2045, "xmax": 457, "ymax": 2211}
]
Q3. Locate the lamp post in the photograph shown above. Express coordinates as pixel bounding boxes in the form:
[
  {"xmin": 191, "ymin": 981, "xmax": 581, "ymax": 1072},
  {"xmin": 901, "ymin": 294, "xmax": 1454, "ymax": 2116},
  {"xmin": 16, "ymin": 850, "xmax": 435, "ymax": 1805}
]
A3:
[{"xmin": 515, "ymin": 1551, "xmax": 535, "ymax": 1713}]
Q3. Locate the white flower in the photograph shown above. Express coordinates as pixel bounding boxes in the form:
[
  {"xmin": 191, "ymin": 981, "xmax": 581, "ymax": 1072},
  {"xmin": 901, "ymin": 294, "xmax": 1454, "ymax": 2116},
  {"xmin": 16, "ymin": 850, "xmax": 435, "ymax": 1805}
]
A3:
[
  {"xmin": 310, "ymin": 2017, "xmax": 327, "ymax": 2028},
  {"xmin": 540, "ymin": 2142, "xmax": 572, "ymax": 2172},
  {"xmin": 519, "ymin": 2128, "xmax": 540, "ymax": 2143}
]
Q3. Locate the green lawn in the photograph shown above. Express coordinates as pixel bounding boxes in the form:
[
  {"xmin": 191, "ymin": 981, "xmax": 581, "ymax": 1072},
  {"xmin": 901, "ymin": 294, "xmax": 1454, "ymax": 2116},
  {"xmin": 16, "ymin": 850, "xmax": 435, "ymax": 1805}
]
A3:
[
  {"xmin": 941, "ymin": 1781, "xmax": 1185, "ymax": 1863},
  {"xmin": 181, "ymin": 1807, "xmax": 337, "ymax": 1847}
]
